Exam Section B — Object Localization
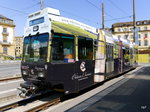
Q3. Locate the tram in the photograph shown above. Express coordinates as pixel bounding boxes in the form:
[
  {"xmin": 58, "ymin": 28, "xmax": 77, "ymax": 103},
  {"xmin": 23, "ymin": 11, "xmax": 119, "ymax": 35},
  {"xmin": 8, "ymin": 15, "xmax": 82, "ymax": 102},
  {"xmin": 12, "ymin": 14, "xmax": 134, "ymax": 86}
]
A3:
[{"xmin": 18, "ymin": 7, "xmax": 137, "ymax": 97}]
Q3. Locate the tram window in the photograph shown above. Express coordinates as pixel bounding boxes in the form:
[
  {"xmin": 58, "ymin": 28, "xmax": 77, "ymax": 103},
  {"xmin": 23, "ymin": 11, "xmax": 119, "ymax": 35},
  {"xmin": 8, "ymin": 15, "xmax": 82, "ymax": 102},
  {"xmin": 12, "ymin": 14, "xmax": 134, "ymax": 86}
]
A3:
[
  {"xmin": 78, "ymin": 37, "xmax": 93, "ymax": 60},
  {"xmin": 111, "ymin": 46, "xmax": 114, "ymax": 59},
  {"xmin": 114, "ymin": 44, "xmax": 119, "ymax": 59},
  {"xmin": 94, "ymin": 40, "xmax": 98, "ymax": 58},
  {"xmin": 110, "ymin": 46, "xmax": 112, "ymax": 59},
  {"xmin": 123, "ymin": 47, "xmax": 129, "ymax": 63},
  {"xmin": 109, "ymin": 45, "xmax": 112, "ymax": 59},
  {"xmin": 23, "ymin": 34, "xmax": 49, "ymax": 62},
  {"xmin": 130, "ymin": 48, "xmax": 133, "ymax": 59},
  {"xmin": 106, "ymin": 44, "xmax": 110, "ymax": 59},
  {"xmin": 106, "ymin": 45, "xmax": 108, "ymax": 59},
  {"xmin": 51, "ymin": 33, "xmax": 75, "ymax": 63}
]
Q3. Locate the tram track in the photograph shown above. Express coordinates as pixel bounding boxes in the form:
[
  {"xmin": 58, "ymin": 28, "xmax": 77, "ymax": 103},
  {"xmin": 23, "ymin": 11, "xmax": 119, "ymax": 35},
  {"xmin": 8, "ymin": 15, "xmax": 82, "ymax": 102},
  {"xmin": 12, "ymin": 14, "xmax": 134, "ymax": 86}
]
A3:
[
  {"xmin": 25, "ymin": 98, "xmax": 61, "ymax": 112},
  {"xmin": 0, "ymin": 76, "xmax": 21, "ymax": 82},
  {"xmin": 0, "ymin": 91, "xmax": 63, "ymax": 112}
]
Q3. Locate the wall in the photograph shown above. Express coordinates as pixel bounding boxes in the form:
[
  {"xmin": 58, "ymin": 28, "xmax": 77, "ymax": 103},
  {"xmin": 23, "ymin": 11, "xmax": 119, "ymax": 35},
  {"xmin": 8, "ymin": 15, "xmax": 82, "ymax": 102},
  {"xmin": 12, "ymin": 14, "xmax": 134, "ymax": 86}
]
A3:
[{"xmin": 138, "ymin": 54, "xmax": 150, "ymax": 63}]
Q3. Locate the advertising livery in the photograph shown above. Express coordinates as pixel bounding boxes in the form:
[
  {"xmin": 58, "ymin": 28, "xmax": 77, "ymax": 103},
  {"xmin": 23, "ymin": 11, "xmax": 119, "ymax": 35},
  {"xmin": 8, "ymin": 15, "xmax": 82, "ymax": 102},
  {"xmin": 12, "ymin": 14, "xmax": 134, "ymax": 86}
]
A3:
[{"xmin": 18, "ymin": 7, "xmax": 137, "ymax": 97}]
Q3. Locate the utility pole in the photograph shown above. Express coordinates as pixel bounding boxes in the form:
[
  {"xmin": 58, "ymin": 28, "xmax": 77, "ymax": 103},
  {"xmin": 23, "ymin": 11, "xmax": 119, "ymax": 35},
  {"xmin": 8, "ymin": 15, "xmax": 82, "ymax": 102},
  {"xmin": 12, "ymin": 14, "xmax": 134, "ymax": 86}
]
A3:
[
  {"xmin": 133, "ymin": 0, "xmax": 136, "ymax": 43},
  {"xmin": 40, "ymin": 0, "xmax": 44, "ymax": 10},
  {"xmin": 102, "ymin": 3, "xmax": 104, "ymax": 29}
]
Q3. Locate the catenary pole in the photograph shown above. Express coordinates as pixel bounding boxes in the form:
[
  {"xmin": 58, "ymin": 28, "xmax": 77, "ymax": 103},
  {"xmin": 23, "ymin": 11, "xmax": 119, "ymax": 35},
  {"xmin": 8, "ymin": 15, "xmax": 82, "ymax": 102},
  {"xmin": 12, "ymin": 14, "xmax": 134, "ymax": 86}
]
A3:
[
  {"xmin": 133, "ymin": 0, "xmax": 136, "ymax": 43},
  {"xmin": 102, "ymin": 3, "xmax": 104, "ymax": 29},
  {"xmin": 40, "ymin": 0, "xmax": 44, "ymax": 10}
]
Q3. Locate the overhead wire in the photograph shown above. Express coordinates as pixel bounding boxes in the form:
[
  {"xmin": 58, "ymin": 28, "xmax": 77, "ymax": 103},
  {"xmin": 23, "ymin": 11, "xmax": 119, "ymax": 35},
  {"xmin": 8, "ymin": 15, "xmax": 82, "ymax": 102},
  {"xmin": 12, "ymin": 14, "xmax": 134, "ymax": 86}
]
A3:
[
  {"xmin": 22, "ymin": 2, "xmax": 40, "ymax": 10},
  {"xmin": 30, "ymin": 0, "xmax": 132, "ymax": 39},
  {"xmin": 105, "ymin": 0, "xmax": 132, "ymax": 38},
  {"xmin": 107, "ymin": 0, "xmax": 129, "ymax": 15},
  {"xmin": 85, "ymin": 0, "xmax": 115, "ymax": 19},
  {"xmin": 0, "ymin": 4, "xmax": 28, "ymax": 15},
  {"xmin": 0, "ymin": 0, "xmax": 132, "ymax": 33},
  {"xmin": 105, "ymin": 15, "xmax": 133, "ymax": 22},
  {"xmin": 85, "ymin": 0, "xmax": 134, "ymax": 35},
  {"xmin": 31, "ymin": 0, "xmax": 102, "ymax": 27},
  {"xmin": 85, "ymin": 0, "xmax": 132, "ymax": 37}
]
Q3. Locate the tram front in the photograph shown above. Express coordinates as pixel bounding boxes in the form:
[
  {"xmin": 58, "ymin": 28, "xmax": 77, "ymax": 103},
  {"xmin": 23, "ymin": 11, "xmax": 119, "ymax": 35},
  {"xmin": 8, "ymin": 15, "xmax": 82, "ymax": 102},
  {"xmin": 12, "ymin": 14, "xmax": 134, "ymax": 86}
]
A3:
[
  {"xmin": 18, "ymin": 8, "xmax": 59, "ymax": 97},
  {"xmin": 22, "ymin": 33, "xmax": 49, "ymax": 80}
]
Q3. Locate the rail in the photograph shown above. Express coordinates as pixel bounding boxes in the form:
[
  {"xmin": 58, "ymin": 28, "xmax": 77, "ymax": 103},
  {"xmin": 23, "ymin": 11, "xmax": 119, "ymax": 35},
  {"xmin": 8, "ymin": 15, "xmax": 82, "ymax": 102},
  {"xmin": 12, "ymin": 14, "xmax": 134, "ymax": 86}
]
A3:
[
  {"xmin": 25, "ymin": 98, "xmax": 61, "ymax": 112},
  {"xmin": 0, "ymin": 76, "xmax": 21, "ymax": 82},
  {"xmin": 0, "ymin": 91, "xmax": 59, "ymax": 112}
]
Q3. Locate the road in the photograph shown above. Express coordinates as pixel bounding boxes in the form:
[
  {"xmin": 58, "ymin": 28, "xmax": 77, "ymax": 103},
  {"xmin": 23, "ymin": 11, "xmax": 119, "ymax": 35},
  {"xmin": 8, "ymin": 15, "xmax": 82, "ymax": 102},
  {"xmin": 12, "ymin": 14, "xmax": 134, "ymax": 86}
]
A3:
[
  {"xmin": 0, "ymin": 79, "xmax": 24, "ymax": 101},
  {"xmin": 0, "ymin": 63, "xmax": 21, "ymax": 78}
]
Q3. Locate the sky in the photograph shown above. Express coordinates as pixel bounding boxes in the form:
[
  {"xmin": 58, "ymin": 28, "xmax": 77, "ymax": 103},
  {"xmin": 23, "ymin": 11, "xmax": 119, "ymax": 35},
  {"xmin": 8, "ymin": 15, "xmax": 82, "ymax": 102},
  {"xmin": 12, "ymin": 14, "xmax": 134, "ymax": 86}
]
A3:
[{"xmin": 0, "ymin": 0, "xmax": 149, "ymax": 36}]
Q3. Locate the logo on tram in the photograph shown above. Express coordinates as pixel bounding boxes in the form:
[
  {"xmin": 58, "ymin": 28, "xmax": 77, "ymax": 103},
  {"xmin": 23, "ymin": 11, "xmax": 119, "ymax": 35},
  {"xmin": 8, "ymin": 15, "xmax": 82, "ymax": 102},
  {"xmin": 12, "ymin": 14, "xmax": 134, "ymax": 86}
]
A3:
[{"xmin": 80, "ymin": 62, "xmax": 86, "ymax": 72}]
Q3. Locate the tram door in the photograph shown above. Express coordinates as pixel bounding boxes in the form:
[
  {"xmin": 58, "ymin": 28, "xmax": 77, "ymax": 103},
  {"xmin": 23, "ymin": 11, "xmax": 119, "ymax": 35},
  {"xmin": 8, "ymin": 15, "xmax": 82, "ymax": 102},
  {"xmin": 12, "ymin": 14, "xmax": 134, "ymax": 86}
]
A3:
[
  {"xmin": 94, "ymin": 40, "xmax": 105, "ymax": 82},
  {"xmin": 75, "ymin": 37, "xmax": 94, "ymax": 91},
  {"xmin": 106, "ymin": 44, "xmax": 114, "ymax": 75},
  {"xmin": 119, "ymin": 41, "xmax": 123, "ymax": 73}
]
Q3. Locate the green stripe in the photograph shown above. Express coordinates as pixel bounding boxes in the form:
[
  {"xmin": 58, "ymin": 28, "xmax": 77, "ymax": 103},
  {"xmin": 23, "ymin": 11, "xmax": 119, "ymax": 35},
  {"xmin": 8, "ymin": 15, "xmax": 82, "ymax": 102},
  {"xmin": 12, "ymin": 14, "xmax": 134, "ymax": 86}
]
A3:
[{"xmin": 52, "ymin": 21, "xmax": 97, "ymax": 39}]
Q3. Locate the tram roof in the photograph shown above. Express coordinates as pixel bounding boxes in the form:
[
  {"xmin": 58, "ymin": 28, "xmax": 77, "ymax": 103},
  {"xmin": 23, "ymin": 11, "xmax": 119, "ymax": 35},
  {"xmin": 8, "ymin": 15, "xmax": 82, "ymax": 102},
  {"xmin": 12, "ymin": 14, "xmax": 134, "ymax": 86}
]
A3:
[{"xmin": 51, "ymin": 21, "xmax": 98, "ymax": 39}]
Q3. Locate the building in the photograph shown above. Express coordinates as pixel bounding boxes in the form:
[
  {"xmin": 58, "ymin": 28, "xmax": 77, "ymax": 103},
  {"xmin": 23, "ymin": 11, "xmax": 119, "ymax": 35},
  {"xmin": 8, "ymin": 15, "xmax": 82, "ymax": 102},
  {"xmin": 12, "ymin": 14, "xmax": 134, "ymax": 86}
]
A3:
[
  {"xmin": 112, "ymin": 20, "xmax": 150, "ymax": 50},
  {"xmin": 15, "ymin": 36, "xmax": 23, "ymax": 58},
  {"xmin": 0, "ymin": 15, "xmax": 16, "ymax": 60}
]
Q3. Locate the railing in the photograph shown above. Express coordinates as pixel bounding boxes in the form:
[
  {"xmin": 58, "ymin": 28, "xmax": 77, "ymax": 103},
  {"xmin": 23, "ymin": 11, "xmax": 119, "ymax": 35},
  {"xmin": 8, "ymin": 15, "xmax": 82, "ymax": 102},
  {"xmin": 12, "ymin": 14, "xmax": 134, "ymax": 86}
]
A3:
[
  {"xmin": 0, "ymin": 41, "xmax": 11, "ymax": 45},
  {"xmin": 2, "ymin": 32, "xmax": 9, "ymax": 36}
]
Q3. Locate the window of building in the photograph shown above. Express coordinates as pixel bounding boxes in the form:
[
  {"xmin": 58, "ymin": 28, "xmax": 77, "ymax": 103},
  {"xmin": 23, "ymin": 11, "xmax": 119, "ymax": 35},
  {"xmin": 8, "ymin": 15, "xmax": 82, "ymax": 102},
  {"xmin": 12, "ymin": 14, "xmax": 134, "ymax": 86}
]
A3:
[
  {"xmin": 124, "ymin": 35, "xmax": 128, "ymax": 39},
  {"xmin": 118, "ymin": 35, "xmax": 121, "ymax": 39},
  {"xmin": 144, "ymin": 33, "xmax": 148, "ymax": 39},
  {"xmin": 144, "ymin": 40, "xmax": 148, "ymax": 46},
  {"xmin": 124, "ymin": 28, "xmax": 127, "ymax": 31},
  {"xmin": 3, "ymin": 28, "xmax": 7, "ymax": 33},
  {"xmin": 138, "ymin": 27, "xmax": 141, "ymax": 31},
  {"xmin": 3, "ymin": 36, "xmax": 7, "ymax": 42},
  {"xmin": 138, "ymin": 34, "xmax": 141, "ymax": 38},
  {"xmin": 118, "ymin": 28, "xmax": 121, "ymax": 32},
  {"xmin": 130, "ymin": 28, "xmax": 133, "ymax": 31},
  {"xmin": 139, "ymin": 40, "xmax": 141, "ymax": 46},
  {"xmin": 137, "ymin": 22, "xmax": 140, "ymax": 25},
  {"xmin": 144, "ymin": 21, "xmax": 147, "ymax": 24},
  {"xmin": 144, "ymin": 27, "xmax": 148, "ymax": 30},
  {"xmin": 130, "ymin": 35, "xmax": 133, "ymax": 39},
  {"xmin": 3, "ymin": 47, "xmax": 7, "ymax": 54}
]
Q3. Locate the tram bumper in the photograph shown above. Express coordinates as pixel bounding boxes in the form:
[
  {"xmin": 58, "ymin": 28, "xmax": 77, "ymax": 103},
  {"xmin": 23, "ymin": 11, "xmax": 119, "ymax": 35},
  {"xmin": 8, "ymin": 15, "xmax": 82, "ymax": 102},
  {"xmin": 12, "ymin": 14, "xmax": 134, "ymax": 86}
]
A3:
[{"xmin": 17, "ymin": 82, "xmax": 38, "ymax": 98}]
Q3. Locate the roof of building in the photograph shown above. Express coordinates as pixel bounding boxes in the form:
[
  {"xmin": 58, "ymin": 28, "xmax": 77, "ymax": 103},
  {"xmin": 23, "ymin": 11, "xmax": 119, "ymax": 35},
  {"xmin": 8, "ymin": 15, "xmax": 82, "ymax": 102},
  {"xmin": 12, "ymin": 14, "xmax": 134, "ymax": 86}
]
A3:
[
  {"xmin": 112, "ymin": 20, "xmax": 150, "ymax": 27},
  {"xmin": 0, "ymin": 14, "xmax": 13, "ymax": 21}
]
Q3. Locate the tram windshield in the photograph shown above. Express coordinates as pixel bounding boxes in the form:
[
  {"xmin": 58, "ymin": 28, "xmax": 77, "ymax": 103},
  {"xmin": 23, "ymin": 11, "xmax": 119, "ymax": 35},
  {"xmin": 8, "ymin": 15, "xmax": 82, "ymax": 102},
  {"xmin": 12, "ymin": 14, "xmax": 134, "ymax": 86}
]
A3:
[{"xmin": 23, "ymin": 33, "xmax": 49, "ymax": 62}]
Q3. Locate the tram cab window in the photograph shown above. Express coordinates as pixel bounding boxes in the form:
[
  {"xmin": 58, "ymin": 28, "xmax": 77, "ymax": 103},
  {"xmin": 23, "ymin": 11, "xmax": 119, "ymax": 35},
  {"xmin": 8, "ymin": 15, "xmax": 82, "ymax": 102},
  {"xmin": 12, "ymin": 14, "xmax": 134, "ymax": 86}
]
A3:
[
  {"xmin": 51, "ymin": 33, "xmax": 75, "ymax": 63},
  {"xmin": 78, "ymin": 37, "xmax": 93, "ymax": 60},
  {"xmin": 23, "ymin": 34, "xmax": 49, "ymax": 62}
]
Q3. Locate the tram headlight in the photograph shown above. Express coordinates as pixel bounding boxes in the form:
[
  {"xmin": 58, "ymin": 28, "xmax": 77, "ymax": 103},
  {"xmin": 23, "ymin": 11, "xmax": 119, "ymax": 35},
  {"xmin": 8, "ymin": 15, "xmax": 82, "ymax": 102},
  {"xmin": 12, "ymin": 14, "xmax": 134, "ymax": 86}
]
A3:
[
  {"xmin": 22, "ymin": 70, "xmax": 27, "ymax": 75},
  {"xmin": 38, "ymin": 72, "xmax": 44, "ymax": 78}
]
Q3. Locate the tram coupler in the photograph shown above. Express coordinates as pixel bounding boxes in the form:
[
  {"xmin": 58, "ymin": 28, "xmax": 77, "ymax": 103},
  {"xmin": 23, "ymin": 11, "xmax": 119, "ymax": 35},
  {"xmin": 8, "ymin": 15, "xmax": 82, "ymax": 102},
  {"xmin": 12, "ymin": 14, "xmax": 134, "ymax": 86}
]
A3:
[{"xmin": 17, "ymin": 82, "xmax": 38, "ymax": 98}]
